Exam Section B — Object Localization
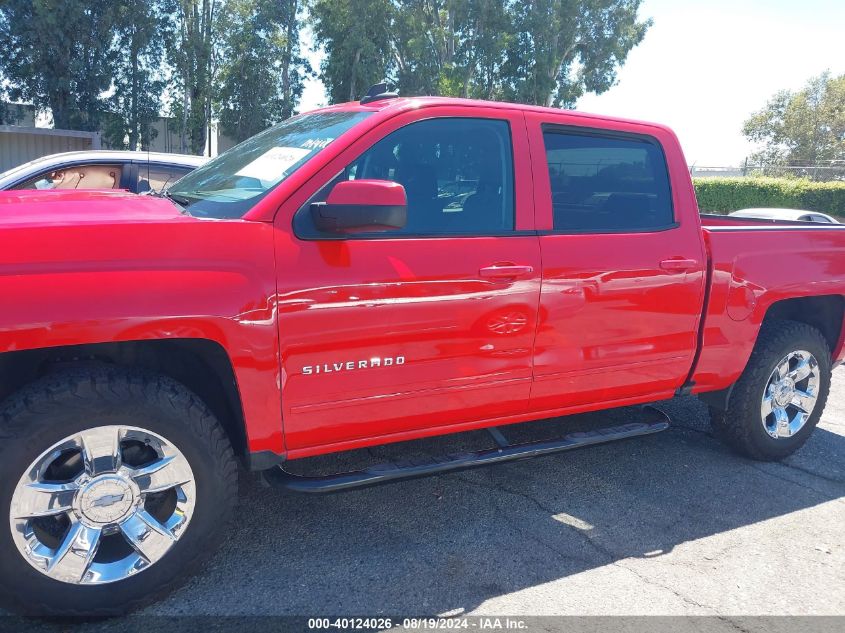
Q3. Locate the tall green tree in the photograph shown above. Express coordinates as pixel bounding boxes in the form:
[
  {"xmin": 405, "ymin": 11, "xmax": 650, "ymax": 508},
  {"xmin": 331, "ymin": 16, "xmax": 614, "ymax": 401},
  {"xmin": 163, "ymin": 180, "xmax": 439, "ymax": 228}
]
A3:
[
  {"xmin": 311, "ymin": 0, "xmax": 650, "ymax": 108},
  {"xmin": 104, "ymin": 0, "xmax": 172, "ymax": 150},
  {"xmin": 0, "ymin": 67, "xmax": 22, "ymax": 124},
  {"xmin": 743, "ymin": 72, "xmax": 845, "ymax": 177},
  {"xmin": 167, "ymin": 0, "xmax": 218, "ymax": 155},
  {"xmin": 217, "ymin": 0, "xmax": 308, "ymax": 142},
  {"xmin": 502, "ymin": 0, "xmax": 651, "ymax": 107},
  {"xmin": 393, "ymin": 0, "xmax": 512, "ymax": 99},
  {"xmin": 0, "ymin": 0, "xmax": 117, "ymax": 130},
  {"xmin": 450, "ymin": 0, "xmax": 513, "ymax": 99},
  {"xmin": 310, "ymin": 0, "xmax": 394, "ymax": 103}
]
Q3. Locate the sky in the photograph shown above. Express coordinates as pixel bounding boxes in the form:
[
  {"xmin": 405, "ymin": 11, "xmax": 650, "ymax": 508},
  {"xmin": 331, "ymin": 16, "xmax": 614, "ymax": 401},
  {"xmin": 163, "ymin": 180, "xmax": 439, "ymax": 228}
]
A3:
[{"xmin": 298, "ymin": 0, "xmax": 845, "ymax": 166}]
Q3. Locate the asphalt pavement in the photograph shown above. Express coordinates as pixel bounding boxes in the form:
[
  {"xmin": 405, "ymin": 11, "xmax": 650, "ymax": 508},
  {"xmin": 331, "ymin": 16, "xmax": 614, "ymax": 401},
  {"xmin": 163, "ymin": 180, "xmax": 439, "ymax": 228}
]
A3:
[
  {"xmin": 140, "ymin": 369, "xmax": 845, "ymax": 617},
  {"xmin": 3, "ymin": 370, "xmax": 843, "ymax": 625}
]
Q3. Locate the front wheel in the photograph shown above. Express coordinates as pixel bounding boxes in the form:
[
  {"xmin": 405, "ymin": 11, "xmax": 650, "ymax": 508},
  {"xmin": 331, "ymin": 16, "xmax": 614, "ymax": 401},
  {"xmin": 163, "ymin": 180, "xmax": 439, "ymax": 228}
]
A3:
[
  {"xmin": 0, "ymin": 365, "xmax": 238, "ymax": 616},
  {"xmin": 710, "ymin": 319, "xmax": 832, "ymax": 461}
]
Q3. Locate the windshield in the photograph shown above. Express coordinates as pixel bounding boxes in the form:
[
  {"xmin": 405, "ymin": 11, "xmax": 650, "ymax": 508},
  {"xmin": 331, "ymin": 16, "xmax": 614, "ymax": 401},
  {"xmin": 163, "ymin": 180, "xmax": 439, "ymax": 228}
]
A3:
[{"xmin": 168, "ymin": 111, "xmax": 371, "ymax": 218}]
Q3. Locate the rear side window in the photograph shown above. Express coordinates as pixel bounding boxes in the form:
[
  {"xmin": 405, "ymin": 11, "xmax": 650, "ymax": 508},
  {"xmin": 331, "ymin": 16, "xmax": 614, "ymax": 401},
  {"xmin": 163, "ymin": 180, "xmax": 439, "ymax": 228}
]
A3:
[
  {"xmin": 296, "ymin": 117, "xmax": 515, "ymax": 238},
  {"xmin": 13, "ymin": 164, "xmax": 123, "ymax": 190},
  {"xmin": 542, "ymin": 129, "xmax": 673, "ymax": 232}
]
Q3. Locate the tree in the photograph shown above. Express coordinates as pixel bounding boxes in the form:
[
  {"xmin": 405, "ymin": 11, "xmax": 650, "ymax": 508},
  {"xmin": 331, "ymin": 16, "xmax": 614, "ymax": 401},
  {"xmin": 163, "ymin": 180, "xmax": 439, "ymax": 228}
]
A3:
[
  {"xmin": 0, "ymin": 68, "xmax": 23, "ymax": 124},
  {"xmin": 311, "ymin": 0, "xmax": 650, "ymax": 108},
  {"xmin": 0, "ymin": 0, "xmax": 116, "ymax": 130},
  {"xmin": 167, "ymin": 0, "xmax": 218, "ymax": 155},
  {"xmin": 310, "ymin": 0, "xmax": 394, "ymax": 103},
  {"xmin": 217, "ymin": 0, "xmax": 308, "ymax": 143},
  {"xmin": 743, "ymin": 72, "xmax": 845, "ymax": 179},
  {"xmin": 104, "ymin": 0, "xmax": 172, "ymax": 150},
  {"xmin": 393, "ymin": 0, "xmax": 512, "ymax": 99},
  {"xmin": 278, "ymin": 0, "xmax": 308, "ymax": 119},
  {"xmin": 502, "ymin": 0, "xmax": 651, "ymax": 107},
  {"xmin": 451, "ymin": 0, "xmax": 513, "ymax": 99}
]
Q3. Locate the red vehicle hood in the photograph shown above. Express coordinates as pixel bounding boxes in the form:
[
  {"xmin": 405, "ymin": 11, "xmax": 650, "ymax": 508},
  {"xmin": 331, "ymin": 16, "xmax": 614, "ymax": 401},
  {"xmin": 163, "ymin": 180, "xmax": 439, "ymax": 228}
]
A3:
[{"xmin": 0, "ymin": 190, "xmax": 192, "ymax": 228}]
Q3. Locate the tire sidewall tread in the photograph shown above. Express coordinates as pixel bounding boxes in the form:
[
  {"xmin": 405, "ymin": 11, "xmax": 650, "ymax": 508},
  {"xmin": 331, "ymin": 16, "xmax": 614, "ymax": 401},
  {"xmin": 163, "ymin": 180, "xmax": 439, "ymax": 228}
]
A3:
[
  {"xmin": 0, "ymin": 364, "xmax": 238, "ymax": 617},
  {"xmin": 711, "ymin": 319, "xmax": 832, "ymax": 461}
]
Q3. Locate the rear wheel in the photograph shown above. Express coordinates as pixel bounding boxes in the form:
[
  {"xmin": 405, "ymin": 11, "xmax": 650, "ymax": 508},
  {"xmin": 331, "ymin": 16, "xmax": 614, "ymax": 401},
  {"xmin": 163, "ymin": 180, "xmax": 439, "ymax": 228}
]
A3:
[
  {"xmin": 0, "ymin": 365, "xmax": 237, "ymax": 616},
  {"xmin": 710, "ymin": 319, "xmax": 832, "ymax": 461}
]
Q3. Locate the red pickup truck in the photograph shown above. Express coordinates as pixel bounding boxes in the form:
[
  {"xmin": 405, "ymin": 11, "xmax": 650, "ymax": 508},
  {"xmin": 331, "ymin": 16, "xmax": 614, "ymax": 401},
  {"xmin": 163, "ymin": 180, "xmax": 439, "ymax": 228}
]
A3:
[{"xmin": 1, "ymin": 89, "xmax": 843, "ymax": 615}]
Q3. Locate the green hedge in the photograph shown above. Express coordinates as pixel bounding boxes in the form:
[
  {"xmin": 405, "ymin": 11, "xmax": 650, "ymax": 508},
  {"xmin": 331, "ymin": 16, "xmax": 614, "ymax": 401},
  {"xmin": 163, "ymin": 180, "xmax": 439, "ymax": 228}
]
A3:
[{"xmin": 693, "ymin": 177, "xmax": 845, "ymax": 217}]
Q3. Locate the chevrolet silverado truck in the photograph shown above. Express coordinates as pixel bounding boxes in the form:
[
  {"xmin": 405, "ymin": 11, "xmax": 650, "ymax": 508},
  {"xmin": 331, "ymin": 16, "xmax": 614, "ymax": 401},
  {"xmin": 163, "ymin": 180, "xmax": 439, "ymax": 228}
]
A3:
[{"xmin": 2, "ymin": 87, "xmax": 844, "ymax": 615}]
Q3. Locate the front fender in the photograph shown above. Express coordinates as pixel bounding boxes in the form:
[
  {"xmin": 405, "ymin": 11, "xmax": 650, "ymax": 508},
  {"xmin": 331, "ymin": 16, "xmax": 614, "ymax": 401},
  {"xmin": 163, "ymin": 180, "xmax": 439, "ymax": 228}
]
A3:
[{"xmin": 0, "ymin": 217, "xmax": 285, "ymax": 454}]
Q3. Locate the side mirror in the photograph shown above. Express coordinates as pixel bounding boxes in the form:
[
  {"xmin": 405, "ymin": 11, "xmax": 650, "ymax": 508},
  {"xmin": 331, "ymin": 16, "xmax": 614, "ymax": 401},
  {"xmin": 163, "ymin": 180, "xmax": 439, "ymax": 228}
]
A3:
[{"xmin": 311, "ymin": 179, "xmax": 407, "ymax": 234}]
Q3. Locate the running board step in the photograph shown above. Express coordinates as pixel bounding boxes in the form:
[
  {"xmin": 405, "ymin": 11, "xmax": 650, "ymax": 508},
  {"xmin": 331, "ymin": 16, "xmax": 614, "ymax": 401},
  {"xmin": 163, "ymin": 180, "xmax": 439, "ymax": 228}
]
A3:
[{"xmin": 264, "ymin": 407, "xmax": 670, "ymax": 494}]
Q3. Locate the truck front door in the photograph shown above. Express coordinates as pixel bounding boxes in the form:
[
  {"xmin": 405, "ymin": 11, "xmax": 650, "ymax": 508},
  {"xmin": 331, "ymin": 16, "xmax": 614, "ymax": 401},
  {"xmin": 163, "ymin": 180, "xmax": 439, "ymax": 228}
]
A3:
[{"xmin": 275, "ymin": 108, "xmax": 541, "ymax": 453}]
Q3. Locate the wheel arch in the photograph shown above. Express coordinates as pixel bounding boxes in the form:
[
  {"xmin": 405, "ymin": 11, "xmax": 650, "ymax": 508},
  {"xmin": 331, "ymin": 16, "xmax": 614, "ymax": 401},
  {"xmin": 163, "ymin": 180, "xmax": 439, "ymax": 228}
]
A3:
[
  {"xmin": 700, "ymin": 295, "xmax": 844, "ymax": 411},
  {"xmin": 760, "ymin": 294, "xmax": 845, "ymax": 358},
  {"xmin": 0, "ymin": 339, "xmax": 249, "ymax": 466}
]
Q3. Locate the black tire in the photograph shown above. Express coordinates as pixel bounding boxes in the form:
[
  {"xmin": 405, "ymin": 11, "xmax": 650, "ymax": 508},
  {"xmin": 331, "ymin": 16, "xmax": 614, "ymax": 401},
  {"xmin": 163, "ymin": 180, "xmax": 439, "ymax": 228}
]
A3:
[
  {"xmin": 0, "ymin": 364, "xmax": 238, "ymax": 616},
  {"xmin": 710, "ymin": 319, "xmax": 832, "ymax": 461}
]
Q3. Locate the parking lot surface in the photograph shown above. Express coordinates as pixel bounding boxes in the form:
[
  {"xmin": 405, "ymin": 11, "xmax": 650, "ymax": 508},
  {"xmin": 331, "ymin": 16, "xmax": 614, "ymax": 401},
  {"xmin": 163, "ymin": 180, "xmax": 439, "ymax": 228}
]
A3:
[
  {"xmin": 138, "ymin": 369, "xmax": 845, "ymax": 617},
  {"xmin": 5, "ymin": 370, "xmax": 844, "ymax": 620}
]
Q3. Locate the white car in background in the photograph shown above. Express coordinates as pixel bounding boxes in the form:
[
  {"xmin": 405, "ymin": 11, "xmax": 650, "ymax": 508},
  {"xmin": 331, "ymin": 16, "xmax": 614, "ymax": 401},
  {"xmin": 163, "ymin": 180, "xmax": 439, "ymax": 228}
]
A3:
[
  {"xmin": 729, "ymin": 207, "xmax": 840, "ymax": 224},
  {"xmin": 0, "ymin": 151, "xmax": 207, "ymax": 194}
]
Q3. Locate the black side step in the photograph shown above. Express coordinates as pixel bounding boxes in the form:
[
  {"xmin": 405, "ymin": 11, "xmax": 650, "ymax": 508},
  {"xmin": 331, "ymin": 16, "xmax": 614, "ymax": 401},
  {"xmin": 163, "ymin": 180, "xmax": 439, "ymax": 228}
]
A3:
[{"xmin": 264, "ymin": 406, "xmax": 670, "ymax": 494}]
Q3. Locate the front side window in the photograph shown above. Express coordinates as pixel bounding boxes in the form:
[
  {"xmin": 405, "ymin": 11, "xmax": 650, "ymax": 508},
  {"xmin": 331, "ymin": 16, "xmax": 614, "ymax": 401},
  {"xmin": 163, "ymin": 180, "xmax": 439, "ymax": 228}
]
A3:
[
  {"xmin": 168, "ymin": 111, "xmax": 372, "ymax": 218},
  {"xmin": 543, "ymin": 129, "xmax": 673, "ymax": 232},
  {"xmin": 296, "ymin": 117, "xmax": 515, "ymax": 237},
  {"xmin": 13, "ymin": 164, "xmax": 122, "ymax": 190}
]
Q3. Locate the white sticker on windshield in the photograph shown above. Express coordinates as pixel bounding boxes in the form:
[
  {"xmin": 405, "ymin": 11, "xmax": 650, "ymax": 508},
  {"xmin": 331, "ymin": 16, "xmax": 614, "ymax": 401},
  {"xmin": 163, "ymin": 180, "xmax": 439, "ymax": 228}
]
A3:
[
  {"xmin": 302, "ymin": 138, "xmax": 333, "ymax": 150},
  {"xmin": 235, "ymin": 146, "xmax": 312, "ymax": 183}
]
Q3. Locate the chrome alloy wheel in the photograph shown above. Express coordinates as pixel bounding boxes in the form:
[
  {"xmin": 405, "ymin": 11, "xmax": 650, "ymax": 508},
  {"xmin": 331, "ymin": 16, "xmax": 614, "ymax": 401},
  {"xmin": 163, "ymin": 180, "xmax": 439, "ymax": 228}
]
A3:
[
  {"xmin": 9, "ymin": 426, "xmax": 195, "ymax": 585},
  {"xmin": 761, "ymin": 350, "xmax": 820, "ymax": 439}
]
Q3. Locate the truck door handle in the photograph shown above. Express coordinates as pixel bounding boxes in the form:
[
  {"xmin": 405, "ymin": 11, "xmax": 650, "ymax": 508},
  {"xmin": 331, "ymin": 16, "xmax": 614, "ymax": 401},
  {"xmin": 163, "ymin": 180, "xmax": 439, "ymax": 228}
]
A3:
[
  {"xmin": 660, "ymin": 258, "xmax": 699, "ymax": 272},
  {"xmin": 479, "ymin": 264, "xmax": 534, "ymax": 279}
]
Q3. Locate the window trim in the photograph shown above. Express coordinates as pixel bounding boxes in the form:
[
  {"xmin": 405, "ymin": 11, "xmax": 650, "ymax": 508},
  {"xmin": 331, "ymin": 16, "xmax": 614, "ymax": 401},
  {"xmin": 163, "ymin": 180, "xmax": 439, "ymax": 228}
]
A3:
[
  {"xmin": 292, "ymin": 116, "xmax": 518, "ymax": 241},
  {"xmin": 539, "ymin": 124, "xmax": 677, "ymax": 235}
]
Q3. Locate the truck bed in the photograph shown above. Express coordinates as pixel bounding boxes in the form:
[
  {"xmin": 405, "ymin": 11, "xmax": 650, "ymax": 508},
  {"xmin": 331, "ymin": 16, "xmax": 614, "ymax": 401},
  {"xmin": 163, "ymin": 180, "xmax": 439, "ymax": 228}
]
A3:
[
  {"xmin": 700, "ymin": 213, "xmax": 845, "ymax": 229},
  {"xmin": 691, "ymin": 215, "xmax": 845, "ymax": 394}
]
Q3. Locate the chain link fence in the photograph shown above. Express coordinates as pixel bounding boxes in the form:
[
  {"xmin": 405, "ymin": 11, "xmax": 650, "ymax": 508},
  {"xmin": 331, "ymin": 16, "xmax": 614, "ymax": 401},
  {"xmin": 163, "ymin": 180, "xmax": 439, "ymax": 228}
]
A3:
[{"xmin": 690, "ymin": 161, "xmax": 845, "ymax": 181}]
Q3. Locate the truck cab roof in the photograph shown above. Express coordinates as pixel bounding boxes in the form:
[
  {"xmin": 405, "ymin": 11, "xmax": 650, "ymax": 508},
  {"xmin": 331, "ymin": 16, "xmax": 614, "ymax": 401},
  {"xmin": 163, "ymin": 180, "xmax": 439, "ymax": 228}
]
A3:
[{"xmin": 309, "ymin": 95, "xmax": 676, "ymax": 135}]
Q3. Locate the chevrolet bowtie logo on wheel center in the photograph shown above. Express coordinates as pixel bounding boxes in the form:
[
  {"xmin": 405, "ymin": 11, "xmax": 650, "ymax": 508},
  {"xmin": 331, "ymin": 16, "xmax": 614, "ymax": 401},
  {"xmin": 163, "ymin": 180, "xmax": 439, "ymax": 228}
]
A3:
[
  {"xmin": 75, "ymin": 475, "xmax": 138, "ymax": 526},
  {"xmin": 90, "ymin": 492, "xmax": 127, "ymax": 508}
]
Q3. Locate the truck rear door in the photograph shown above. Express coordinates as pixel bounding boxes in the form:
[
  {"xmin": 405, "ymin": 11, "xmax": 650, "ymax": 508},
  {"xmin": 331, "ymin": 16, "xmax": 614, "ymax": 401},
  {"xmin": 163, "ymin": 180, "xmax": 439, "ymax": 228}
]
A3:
[
  {"xmin": 525, "ymin": 112, "xmax": 707, "ymax": 411},
  {"xmin": 274, "ymin": 107, "xmax": 541, "ymax": 453}
]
